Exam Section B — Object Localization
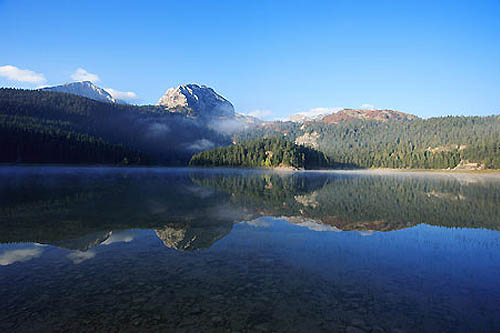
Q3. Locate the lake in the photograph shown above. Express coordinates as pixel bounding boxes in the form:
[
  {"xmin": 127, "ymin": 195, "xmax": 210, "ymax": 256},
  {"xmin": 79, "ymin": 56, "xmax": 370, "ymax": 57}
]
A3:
[{"xmin": 1, "ymin": 167, "xmax": 500, "ymax": 332}]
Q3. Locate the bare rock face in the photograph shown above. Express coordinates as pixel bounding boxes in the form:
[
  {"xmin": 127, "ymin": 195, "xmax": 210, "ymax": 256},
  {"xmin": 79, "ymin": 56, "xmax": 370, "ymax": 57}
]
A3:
[
  {"xmin": 157, "ymin": 84, "xmax": 235, "ymax": 118},
  {"xmin": 154, "ymin": 223, "xmax": 232, "ymax": 251},
  {"xmin": 295, "ymin": 131, "xmax": 320, "ymax": 148},
  {"xmin": 41, "ymin": 81, "xmax": 117, "ymax": 103}
]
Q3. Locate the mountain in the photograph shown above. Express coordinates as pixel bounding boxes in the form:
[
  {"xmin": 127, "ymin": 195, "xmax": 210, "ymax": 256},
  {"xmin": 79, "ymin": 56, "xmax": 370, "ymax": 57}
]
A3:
[
  {"xmin": 234, "ymin": 115, "xmax": 500, "ymax": 169},
  {"xmin": 1, "ymin": 83, "xmax": 500, "ymax": 169},
  {"xmin": 41, "ymin": 81, "xmax": 118, "ymax": 103},
  {"xmin": 0, "ymin": 88, "xmax": 230, "ymax": 165},
  {"xmin": 318, "ymin": 109, "xmax": 419, "ymax": 123},
  {"xmin": 289, "ymin": 108, "xmax": 419, "ymax": 123},
  {"xmin": 158, "ymin": 83, "xmax": 235, "ymax": 118},
  {"xmin": 157, "ymin": 83, "xmax": 260, "ymax": 134}
]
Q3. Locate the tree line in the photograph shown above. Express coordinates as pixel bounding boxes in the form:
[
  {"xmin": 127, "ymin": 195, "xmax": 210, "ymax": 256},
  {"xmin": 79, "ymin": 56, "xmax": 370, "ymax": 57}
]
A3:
[
  {"xmin": 0, "ymin": 88, "xmax": 229, "ymax": 165},
  {"xmin": 190, "ymin": 137, "xmax": 331, "ymax": 169},
  {"xmin": 1, "ymin": 88, "xmax": 499, "ymax": 169},
  {"xmin": 234, "ymin": 116, "xmax": 500, "ymax": 169}
]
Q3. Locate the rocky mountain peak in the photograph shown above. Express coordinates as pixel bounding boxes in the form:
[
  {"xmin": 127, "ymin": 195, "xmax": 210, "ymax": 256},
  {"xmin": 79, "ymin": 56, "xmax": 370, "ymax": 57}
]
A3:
[
  {"xmin": 41, "ymin": 81, "xmax": 117, "ymax": 103},
  {"xmin": 157, "ymin": 83, "xmax": 235, "ymax": 118}
]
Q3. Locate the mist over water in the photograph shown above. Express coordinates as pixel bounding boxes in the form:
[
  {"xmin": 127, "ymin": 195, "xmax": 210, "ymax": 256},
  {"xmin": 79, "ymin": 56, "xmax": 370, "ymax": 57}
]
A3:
[{"xmin": 1, "ymin": 167, "xmax": 500, "ymax": 332}]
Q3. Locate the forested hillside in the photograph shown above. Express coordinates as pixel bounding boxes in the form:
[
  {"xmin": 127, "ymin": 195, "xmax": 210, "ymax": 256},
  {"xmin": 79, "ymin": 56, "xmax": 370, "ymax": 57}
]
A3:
[
  {"xmin": 0, "ymin": 88, "xmax": 229, "ymax": 165},
  {"xmin": 0, "ymin": 115, "xmax": 144, "ymax": 164},
  {"xmin": 1, "ymin": 88, "xmax": 499, "ymax": 169},
  {"xmin": 235, "ymin": 116, "xmax": 500, "ymax": 169},
  {"xmin": 189, "ymin": 137, "xmax": 331, "ymax": 169}
]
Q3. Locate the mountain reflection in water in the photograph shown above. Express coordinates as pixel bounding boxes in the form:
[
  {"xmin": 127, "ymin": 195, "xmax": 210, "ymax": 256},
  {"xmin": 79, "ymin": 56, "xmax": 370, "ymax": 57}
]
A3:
[{"xmin": 1, "ymin": 167, "xmax": 500, "ymax": 332}]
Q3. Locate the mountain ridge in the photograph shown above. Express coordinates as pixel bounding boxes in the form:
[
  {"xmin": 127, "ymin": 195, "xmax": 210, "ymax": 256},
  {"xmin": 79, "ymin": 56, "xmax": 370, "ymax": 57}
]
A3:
[
  {"xmin": 318, "ymin": 108, "xmax": 419, "ymax": 123},
  {"xmin": 1, "ymin": 85, "xmax": 499, "ymax": 169},
  {"xmin": 288, "ymin": 108, "xmax": 419, "ymax": 124},
  {"xmin": 39, "ymin": 82, "xmax": 422, "ymax": 124},
  {"xmin": 40, "ymin": 81, "xmax": 119, "ymax": 103}
]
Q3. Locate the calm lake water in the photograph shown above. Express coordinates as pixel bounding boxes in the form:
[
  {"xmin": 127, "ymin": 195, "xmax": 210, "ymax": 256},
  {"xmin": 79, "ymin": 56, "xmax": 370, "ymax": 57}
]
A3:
[{"xmin": 1, "ymin": 167, "xmax": 500, "ymax": 332}]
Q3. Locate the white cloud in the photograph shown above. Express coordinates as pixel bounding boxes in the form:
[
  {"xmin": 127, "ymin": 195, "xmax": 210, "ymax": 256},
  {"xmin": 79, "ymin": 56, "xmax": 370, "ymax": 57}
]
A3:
[
  {"xmin": 0, "ymin": 248, "xmax": 43, "ymax": 265},
  {"xmin": 360, "ymin": 104, "xmax": 376, "ymax": 110},
  {"xmin": 247, "ymin": 109, "xmax": 273, "ymax": 120},
  {"xmin": 102, "ymin": 230, "xmax": 138, "ymax": 245},
  {"xmin": 146, "ymin": 123, "xmax": 170, "ymax": 138},
  {"xmin": 67, "ymin": 250, "xmax": 96, "ymax": 264},
  {"xmin": 288, "ymin": 107, "xmax": 343, "ymax": 122},
  {"xmin": 244, "ymin": 218, "xmax": 271, "ymax": 228},
  {"xmin": 105, "ymin": 88, "xmax": 138, "ymax": 102},
  {"xmin": 0, "ymin": 65, "xmax": 46, "ymax": 83},
  {"xmin": 71, "ymin": 68, "xmax": 100, "ymax": 82},
  {"xmin": 208, "ymin": 118, "xmax": 245, "ymax": 134},
  {"xmin": 187, "ymin": 139, "xmax": 215, "ymax": 151},
  {"xmin": 271, "ymin": 117, "xmax": 289, "ymax": 122}
]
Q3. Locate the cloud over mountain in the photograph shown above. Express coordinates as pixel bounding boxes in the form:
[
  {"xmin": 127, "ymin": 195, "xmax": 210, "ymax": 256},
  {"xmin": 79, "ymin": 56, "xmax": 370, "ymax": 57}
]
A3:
[
  {"xmin": 360, "ymin": 104, "xmax": 376, "ymax": 110},
  {"xmin": 247, "ymin": 109, "xmax": 273, "ymax": 120},
  {"xmin": 71, "ymin": 68, "xmax": 100, "ymax": 83},
  {"xmin": 105, "ymin": 88, "xmax": 138, "ymax": 102},
  {"xmin": 289, "ymin": 107, "xmax": 343, "ymax": 122}
]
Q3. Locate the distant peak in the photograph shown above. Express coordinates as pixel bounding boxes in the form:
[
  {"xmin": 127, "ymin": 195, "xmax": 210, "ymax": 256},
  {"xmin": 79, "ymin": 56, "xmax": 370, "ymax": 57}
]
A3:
[
  {"xmin": 179, "ymin": 83, "xmax": 206, "ymax": 89},
  {"xmin": 41, "ymin": 81, "xmax": 116, "ymax": 103},
  {"xmin": 63, "ymin": 80, "xmax": 94, "ymax": 86},
  {"xmin": 319, "ymin": 109, "xmax": 419, "ymax": 123},
  {"xmin": 289, "ymin": 108, "xmax": 419, "ymax": 123},
  {"xmin": 157, "ymin": 83, "xmax": 234, "ymax": 118}
]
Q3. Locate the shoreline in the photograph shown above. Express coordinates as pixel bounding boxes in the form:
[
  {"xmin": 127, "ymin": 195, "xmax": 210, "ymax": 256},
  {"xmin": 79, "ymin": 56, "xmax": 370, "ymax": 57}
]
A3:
[
  {"xmin": 1, "ymin": 163, "xmax": 499, "ymax": 175},
  {"xmin": 350, "ymin": 168, "xmax": 500, "ymax": 175}
]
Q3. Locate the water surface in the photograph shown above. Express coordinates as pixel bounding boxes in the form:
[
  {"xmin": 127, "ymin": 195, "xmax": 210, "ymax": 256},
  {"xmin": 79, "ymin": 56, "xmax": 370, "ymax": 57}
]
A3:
[{"xmin": 1, "ymin": 167, "xmax": 500, "ymax": 332}]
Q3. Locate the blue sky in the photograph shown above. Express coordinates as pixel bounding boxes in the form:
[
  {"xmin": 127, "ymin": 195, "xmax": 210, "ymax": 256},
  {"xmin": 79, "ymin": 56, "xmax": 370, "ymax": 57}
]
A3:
[{"xmin": 1, "ymin": 0, "xmax": 499, "ymax": 119}]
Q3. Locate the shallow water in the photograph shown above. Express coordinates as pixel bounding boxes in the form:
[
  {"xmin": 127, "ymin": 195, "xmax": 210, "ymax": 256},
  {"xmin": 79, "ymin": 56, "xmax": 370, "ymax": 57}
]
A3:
[{"xmin": 1, "ymin": 167, "xmax": 500, "ymax": 332}]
